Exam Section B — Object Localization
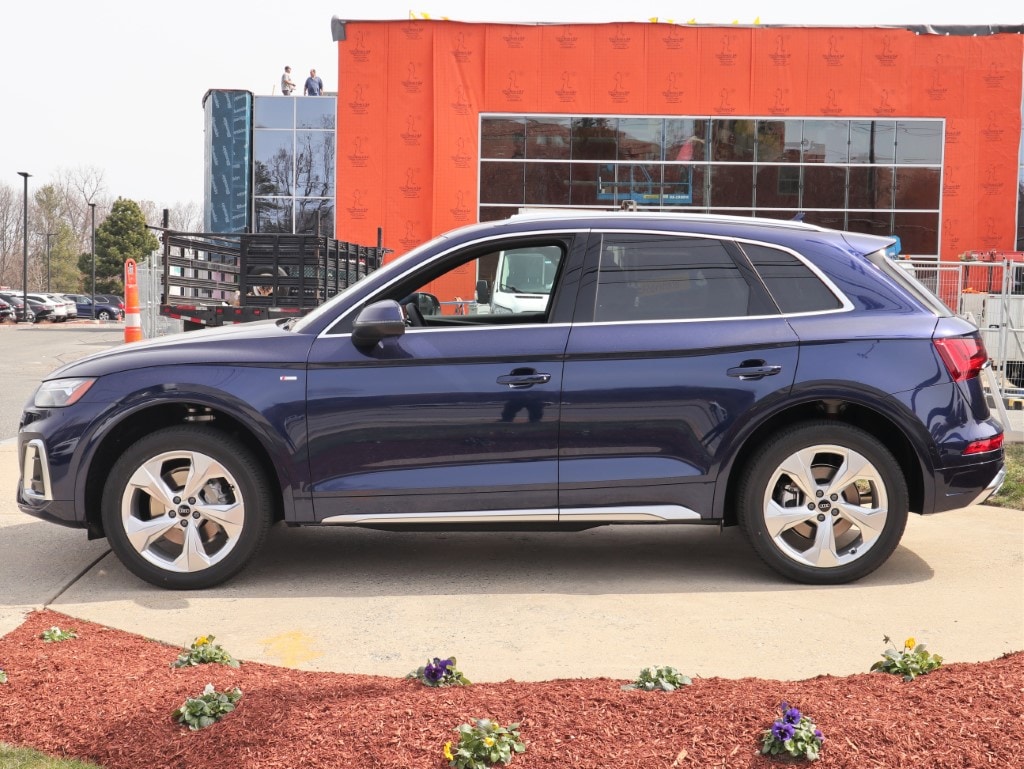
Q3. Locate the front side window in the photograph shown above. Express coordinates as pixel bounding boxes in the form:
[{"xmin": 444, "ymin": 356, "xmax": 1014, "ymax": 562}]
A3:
[
  {"xmin": 594, "ymin": 234, "xmax": 753, "ymax": 322},
  {"xmin": 390, "ymin": 240, "xmax": 568, "ymax": 325}
]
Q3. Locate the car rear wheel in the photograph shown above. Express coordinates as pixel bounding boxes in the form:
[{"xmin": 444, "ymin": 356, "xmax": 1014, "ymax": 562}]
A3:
[
  {"xmin": 737, "ymin": 421, "xmax": 908, "ymax": 584},
  {"xmin": 97, "ymin": 309, "xmax": 112, "ymax": 320},
  {"xmin": 101, "ymin": 426, "xmax": 273, "ymax": 589}
]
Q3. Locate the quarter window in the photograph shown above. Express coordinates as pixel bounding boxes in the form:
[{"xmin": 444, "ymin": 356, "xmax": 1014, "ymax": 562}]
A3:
[{"xmin": 742, "ymin": 243, "xmax": 842, "ymax": 313}]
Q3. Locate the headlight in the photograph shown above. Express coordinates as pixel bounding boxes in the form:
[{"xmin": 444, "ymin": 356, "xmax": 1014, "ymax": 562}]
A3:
[{"xmin": 34, "ymin": 378, "xmax": 96, "ymax": 408}]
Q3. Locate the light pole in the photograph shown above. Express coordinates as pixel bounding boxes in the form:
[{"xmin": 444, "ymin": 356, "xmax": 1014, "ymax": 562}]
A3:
[
  {"xmin": 45, "ymin": 232, "xmax": 54, "ymax": 292},
  {"xmin": 17, "ymin": 171, "xmax": 31, "ymax": 314},
  {"xmin": 89, "ymin": 202, "xmax": 97, "ymax": 309}
]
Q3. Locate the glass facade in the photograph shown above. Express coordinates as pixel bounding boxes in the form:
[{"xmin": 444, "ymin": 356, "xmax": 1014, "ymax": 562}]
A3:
[
  {"xmin": 203, "ymin": 90, "xmax": 253, "ymax": 233},
  {"xmin": 253, "ymin": 96, "xmax": 336, "ymax": 237},
  {"xmin": 480, "ymin": 115, "xmax": 945, "ymax": 257}
]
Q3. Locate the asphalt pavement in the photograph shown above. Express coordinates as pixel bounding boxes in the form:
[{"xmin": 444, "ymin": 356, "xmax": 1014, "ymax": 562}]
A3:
[{"xmin": 0, "ymin": 321, "xmax": 1021, "ymax": 683}]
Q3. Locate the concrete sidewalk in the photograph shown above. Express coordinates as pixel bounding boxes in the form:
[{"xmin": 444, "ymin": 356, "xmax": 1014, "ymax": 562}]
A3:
[{"xmin": 2, "ymin": 438, "xmax": 1021, "ymax": 682}]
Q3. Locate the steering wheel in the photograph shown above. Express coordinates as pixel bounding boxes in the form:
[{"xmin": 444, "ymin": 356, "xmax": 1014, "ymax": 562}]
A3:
[{"xmin": 404, "ymin": 301, "xmax": 425, "ymax": 327}]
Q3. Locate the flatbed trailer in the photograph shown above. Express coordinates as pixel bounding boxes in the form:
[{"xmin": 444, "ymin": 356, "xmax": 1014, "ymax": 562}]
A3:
[{"xmin": 159, "ymin": 231, "xmax": 388, "ymax": 329}]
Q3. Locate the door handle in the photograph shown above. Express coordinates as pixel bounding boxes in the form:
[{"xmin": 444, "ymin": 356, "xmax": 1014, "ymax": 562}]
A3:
[
  {"xmin": 726, "ymin": 361, "xmax": 783, "ymax": 381},
  {"xmin": 497, "ymin": 369, "xmax": 552, "ymax": 388}
]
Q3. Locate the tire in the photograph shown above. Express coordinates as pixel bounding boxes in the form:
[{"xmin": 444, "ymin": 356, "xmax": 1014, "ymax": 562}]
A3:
[
  {"xmin": 101, "ymin": 426, "xmax": 273, "ymax": 589},
  {"xmin": 737, "ymin": 421, "xmax": 908, "ymax": 585},
  {"xmin": 97, "ymin": 310, "xmax": 112, "ymax": 321}
]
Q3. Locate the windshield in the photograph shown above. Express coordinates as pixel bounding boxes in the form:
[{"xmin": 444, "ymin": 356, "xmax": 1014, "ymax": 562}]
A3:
[{"xmin": 290, "ymin": 233, "xmax": 450, "ymax": 333}]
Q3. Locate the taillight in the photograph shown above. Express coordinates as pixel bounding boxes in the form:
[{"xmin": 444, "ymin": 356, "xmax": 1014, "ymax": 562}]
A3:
[
  {"xmin": 963, "ymin": 434, "xmax": 1004, "ymax": 455},
  {"xmin": 934, "ymin": 336, "xmax": 988, "ymax": 382}
]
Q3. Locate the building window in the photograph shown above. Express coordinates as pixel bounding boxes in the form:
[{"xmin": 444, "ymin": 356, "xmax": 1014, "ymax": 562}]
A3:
[
  {"xmin": 480, "ymin": 115, "xmax": 944, "ymax": 257},
  {"xmin": 253, "ymin": 96, "xmax": 336, "ymax": 236}
]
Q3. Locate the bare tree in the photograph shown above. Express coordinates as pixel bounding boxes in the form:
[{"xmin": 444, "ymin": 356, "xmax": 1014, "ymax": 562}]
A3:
[
  {"xmin": 0, "ymin": 182, "xmax": 20, "ymax": 287},
  {"xmin": 166, "ymin": 200, "xmax": 202, "ymax": 231},
  {"xmin": 52, "ymin": 166, "xmax": 109, "ymax": 253}
]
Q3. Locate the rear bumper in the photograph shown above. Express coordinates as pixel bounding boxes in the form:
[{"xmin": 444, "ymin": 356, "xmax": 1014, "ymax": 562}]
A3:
[{"xmin": 970, "ymin": 464, "xmax": 1006, "ymax": 506}]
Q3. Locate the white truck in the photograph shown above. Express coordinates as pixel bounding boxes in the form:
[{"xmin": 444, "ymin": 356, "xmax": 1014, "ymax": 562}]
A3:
[{"xmin": 477, "ymin": 245, "xmax": 561, "ymax": 315}]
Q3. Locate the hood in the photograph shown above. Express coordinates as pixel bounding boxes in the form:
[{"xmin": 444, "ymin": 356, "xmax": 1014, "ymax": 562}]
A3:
[{"xmin": 46, "ymin": 319, "xmax": 316, "ymax": 380}]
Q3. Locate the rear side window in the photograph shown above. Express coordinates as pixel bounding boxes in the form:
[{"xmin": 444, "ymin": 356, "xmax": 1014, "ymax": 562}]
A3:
[
  {"xmin": 594, "ymin": 234, "xmax": 753, "ymax": 322},
  {"xmin": 742, "ymin": 243, "xmax": 843, "ymax": 313}
]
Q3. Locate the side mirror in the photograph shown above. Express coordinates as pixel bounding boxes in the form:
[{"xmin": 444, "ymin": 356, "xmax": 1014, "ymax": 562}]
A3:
[
  {"xmin": 476, "ymin": 279, "xmax": 490, "ymax": 304},
  {"xmin": 351, "ymin": 300, "xmax": 406, "ymax": 349}
]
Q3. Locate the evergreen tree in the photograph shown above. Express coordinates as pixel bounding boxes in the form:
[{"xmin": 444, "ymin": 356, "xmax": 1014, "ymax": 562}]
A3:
[{"xmin": 77, "ymin": 198, "xmax": 159, "ymax": 295}]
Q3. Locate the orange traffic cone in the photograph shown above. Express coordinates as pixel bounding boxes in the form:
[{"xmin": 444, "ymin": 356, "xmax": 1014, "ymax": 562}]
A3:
[{"xmin": 124, "ymin": 258, "xmax": 143, "ymax": 343}]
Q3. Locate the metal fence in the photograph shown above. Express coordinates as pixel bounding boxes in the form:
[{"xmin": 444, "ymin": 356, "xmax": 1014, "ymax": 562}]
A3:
[
  {"xmin": 137, "ymin": 252, "xmax": 182, "ymax": 338},
  {"xmin": 908, "ymin": 259, "xmax": 1024, "ymax": 392}
]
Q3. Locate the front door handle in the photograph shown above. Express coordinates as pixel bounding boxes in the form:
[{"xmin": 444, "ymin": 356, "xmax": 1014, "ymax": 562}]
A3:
[
  {"xmin": 726, "ymin": 361, "xmax": 783, "ymax": 381},
  {"xmin": 497, "ymin": 369, "xmax": 552, "ymax": 389}
]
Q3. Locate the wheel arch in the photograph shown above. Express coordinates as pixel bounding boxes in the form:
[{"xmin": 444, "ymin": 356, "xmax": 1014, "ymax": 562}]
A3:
[
  {"xmin": 80, "ymin": 399, "xmax": 288, "ymax": 538},
  {"xmin": 717, "ymin": 397, "xmax": 927, "ymax": 526}
]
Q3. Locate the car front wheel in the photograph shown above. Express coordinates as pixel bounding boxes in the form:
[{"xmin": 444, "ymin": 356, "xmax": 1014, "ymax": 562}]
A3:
[
  {"xmin": 101, "ymin": 426, "xmax": 273, "ymax": 589},
  {"xmin": 737, "ymin": 421, "xmax": 908, "ymax": 584}
]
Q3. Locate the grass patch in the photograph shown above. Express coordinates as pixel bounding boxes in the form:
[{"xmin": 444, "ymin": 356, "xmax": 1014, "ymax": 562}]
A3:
[
  {"xmin": 987, "ymin": 442, "xmax": 1023, "ymax": 510},
  {"xmin": 0, "ymin": 744, "xmax": 101, "ymax": 769}
]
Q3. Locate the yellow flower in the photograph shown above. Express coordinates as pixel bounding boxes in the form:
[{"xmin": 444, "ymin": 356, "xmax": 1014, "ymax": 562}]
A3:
[
  {"xmin": 194, "ymin": 636, "xmax": 210, "ymax": 646},
  {"xmin": 484, "ymin": 737, "xmax": 495, "ymax": 747},
  {"xmin": 904, "ymin": 637, "xmax": 916, "ymax": 650},
  {"xmin": 443, "ymin": 742, "xmax": 453, "ymax": 761}
]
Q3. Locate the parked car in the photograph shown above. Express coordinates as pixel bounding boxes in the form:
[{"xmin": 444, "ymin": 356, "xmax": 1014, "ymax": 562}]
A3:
[
  {"xmin": 0, "ymin": 296, "xmax": 13, "ymax": 323},
  {"xmin": 62, "ymin": 293, "xmax": 124, "ymax": 321},
  {"xmin": 49, "ymin": 293, "xmax": 78, "ymax": 320},
  {"xmin": 17, "ymin": 212, "xmax": 1006, "ymax": 589},
  {"xmin": 93, "ymin": 294, "xmax": 125, "ymax": 312},
  {"xmin": 0, "ymin": 292, "xmax": 35, "ymax": 323},
  {"xmin": 27, "ymin": 293, "xmax": 67, "ymax": 322}
]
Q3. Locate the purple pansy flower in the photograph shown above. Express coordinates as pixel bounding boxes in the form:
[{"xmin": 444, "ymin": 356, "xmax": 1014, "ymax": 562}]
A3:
[
  {"xmin": 771, "ymin": 721, "xmax": 795, "ymax": 742},
  {"xmin": 424, "ymin": 658, "xmax": 450, "ymax": 682}
]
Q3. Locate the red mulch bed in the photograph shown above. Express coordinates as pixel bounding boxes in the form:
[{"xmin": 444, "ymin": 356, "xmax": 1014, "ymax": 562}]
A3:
[{"xmin": 1, "ymin": 610, "xmax": 1022, "ymax": 768}]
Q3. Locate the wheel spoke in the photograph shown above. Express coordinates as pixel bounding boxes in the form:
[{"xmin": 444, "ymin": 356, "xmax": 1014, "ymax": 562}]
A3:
[
  {"xmin": 126, "ymin": 459, "xmax": 178, "ymax": 510},
  {"xmin": 181, "ymin": 454, "xmax": 229, "ymax": 501},
  {"xmin": 823, "ymin": 450, "xmax": 881, "ymax": 499},
  {"xmin": 173, "ymin": 524, "xmax": 214, "ymax": 572},
  {"xmin": 198, "ymin": 503, "xmax": 245, "ymax": 540},
  {"xmin": 775, "ymin": 448, "xmax": 824, "ymax": 500},
  {"xmin": 764, "ymin": 499, "xmax": 816, "ymax": 538},
  {"xmin": 124, "ymin": 514, "xmax": 179, "ymax": 554},
  {"xmin": 835, "ymin": 500, "xmax": 888, "ymax": 544},
  {"xmin": 802, "ymin": 517, "xmax": 841, "ymax": 568}
]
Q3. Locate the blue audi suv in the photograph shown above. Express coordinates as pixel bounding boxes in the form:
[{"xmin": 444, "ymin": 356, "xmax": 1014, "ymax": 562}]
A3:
[{"xmin": 17, "ymin": 213, "xmax": 1005, "ymax": 588}]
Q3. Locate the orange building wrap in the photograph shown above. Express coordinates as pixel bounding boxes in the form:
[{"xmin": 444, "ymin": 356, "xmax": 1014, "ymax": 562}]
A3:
[{"xmin": 336, "ymin": 21, "xmax": 1023, "ymax": 271}]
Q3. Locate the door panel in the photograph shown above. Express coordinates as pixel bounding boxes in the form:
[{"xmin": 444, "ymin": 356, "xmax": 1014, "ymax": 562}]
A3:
[
  {"xmin": 560, "ymin": 320, "xmax": 799, "ymax": 517},
  {"xmin": 559, "ymin": 231, "xmax": 799, "ymax": 519},
  {"xmin": 306, "ymin": 325, "xmax": 569, "ymax": 521}
]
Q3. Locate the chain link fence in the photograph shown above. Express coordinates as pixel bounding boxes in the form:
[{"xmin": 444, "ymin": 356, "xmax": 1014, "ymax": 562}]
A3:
[
  {"xmin": 137, "ymin": 253, "xmax": 182, "ymax": 338},
  {"xmin": 908, "ymin": 259, "xmax": 1024, "ymax": 391}
]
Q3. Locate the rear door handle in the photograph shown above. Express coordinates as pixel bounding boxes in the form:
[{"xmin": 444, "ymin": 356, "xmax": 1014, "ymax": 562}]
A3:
[
  {"xmin": 726, "ymin": 361, "xmax": 783, "ymax": 381},
  {"xmin": 497, "ymin": 369, "xmax": 552, "ymax": 388}
]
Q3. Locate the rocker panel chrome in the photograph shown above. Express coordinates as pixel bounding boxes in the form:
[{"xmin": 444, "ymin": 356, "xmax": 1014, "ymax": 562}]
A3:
[{"xmin": 321, "ymin": 504, "xmax": 701, "ymax": 525}]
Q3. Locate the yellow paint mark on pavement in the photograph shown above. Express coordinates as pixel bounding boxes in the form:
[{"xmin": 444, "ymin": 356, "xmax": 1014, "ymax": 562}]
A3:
[{"xmin": 260, "ymin": 630, "xmax": 323, "ymax": 668}]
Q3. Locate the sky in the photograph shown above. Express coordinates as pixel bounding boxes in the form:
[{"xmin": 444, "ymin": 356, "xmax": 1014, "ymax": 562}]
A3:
[{"xmin": 1, "ymin": 0, "xmax": 1019, "ymax": 213}]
